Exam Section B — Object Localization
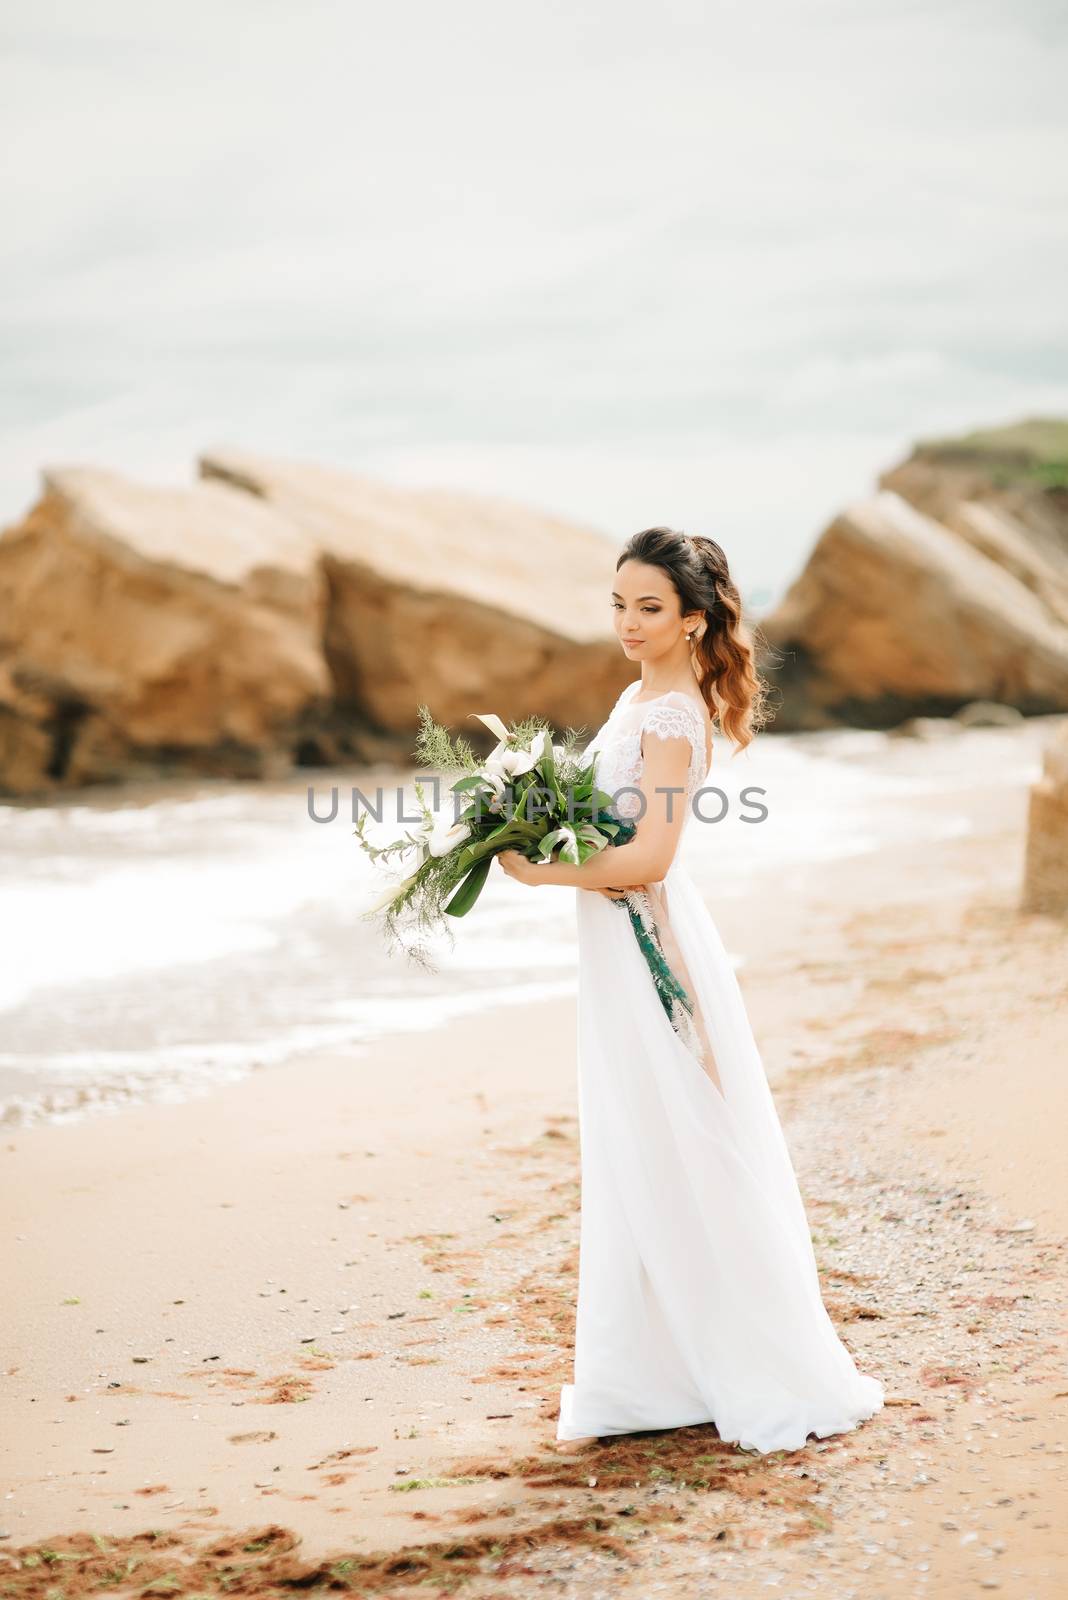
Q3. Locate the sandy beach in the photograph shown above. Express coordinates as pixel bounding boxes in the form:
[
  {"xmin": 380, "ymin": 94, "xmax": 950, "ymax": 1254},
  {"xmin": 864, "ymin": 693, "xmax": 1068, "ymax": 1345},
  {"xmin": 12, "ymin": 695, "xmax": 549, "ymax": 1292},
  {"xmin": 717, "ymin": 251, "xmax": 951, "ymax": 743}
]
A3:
[{"xmin": 3, "ymin": 718, "xmax": 1067, "ymax": 1599}]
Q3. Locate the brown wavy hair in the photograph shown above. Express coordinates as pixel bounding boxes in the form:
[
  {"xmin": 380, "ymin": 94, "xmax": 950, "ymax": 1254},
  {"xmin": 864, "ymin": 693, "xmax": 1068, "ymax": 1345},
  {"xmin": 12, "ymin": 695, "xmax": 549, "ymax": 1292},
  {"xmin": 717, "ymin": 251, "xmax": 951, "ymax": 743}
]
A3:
[{"xmin": 615, "ymin": 527, "xmax": 771, "ymax": 753}]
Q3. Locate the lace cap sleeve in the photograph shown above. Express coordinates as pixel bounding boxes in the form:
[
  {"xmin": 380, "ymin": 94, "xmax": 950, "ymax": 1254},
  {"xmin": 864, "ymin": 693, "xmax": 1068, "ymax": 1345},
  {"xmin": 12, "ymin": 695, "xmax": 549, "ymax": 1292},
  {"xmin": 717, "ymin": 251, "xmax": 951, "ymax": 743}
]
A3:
[{"xmin": 639, "ymin": 697, "xmax": 705, "ymax": 763}]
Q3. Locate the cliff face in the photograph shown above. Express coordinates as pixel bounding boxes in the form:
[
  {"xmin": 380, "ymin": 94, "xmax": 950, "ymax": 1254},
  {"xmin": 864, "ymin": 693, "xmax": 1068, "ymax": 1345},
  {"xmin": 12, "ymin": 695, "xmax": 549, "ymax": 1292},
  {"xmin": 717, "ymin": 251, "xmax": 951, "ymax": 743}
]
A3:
[
  {"xmin": 760, "ymin": 419, "xmax": 1068, "ymax": 729},
  {"xmin": 0, "ymin": 452, "xmax": 631, "ymax": 798}
]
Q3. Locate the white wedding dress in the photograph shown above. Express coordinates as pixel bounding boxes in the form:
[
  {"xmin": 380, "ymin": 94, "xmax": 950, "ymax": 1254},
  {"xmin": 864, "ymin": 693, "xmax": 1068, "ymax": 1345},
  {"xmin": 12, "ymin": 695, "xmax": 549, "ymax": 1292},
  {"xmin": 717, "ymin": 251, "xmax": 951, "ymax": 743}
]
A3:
[{"xmin": 556, "ymin": 679, "xmax": 885, "ymax": 1453}]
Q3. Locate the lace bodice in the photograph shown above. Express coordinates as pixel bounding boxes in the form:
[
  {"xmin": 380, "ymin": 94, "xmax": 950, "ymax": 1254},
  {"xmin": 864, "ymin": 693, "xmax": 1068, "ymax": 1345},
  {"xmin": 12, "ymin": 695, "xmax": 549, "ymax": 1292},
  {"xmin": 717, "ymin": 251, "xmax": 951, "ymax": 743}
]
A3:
[{"xmin": 584, "ymin": 680, "xmax": 712, "ymax": 825}]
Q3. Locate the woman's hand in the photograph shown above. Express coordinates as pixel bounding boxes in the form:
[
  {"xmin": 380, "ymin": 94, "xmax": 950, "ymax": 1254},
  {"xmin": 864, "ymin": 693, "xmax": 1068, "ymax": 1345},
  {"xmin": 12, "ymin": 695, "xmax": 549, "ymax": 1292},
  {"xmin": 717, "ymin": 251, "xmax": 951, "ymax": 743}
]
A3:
[
  {"xmin": 497, "ymin": 849, "xmax": 546, "ymax": 888},
  {"xmin": 497, "ymin": 848, "xmax": 637, "ymax": 899}
]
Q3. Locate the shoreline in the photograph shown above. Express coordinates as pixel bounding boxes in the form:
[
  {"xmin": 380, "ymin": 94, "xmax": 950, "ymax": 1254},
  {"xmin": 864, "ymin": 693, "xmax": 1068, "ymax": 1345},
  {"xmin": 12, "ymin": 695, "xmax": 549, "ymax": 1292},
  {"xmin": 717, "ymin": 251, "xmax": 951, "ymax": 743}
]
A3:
[{"xmin": 1, "ymin": 714, "xmax": 1060, "ymax": 1134}]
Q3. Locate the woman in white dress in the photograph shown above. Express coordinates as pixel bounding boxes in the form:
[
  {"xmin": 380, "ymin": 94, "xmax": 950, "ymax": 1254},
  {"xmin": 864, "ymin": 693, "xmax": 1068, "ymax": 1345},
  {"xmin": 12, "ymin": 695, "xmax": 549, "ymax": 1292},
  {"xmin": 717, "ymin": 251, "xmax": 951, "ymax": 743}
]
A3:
[{"xmin": 497, "ymin": 526, "xmax": 885, "ymax": 1456}]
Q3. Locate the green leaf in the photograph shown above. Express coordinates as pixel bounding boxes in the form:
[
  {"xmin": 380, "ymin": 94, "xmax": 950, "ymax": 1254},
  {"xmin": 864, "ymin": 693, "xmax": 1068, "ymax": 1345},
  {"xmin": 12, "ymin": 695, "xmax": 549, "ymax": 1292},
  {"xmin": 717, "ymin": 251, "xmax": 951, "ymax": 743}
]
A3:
[
  {"xmin": 536, "ymin": 827, "xmax": 569, "ymax": 860},
  {"xmin": 558, "ymin": 828, "xmax": 580, "ymax": 864},
  {"xmin": 443, "ymin": 856, "xmax": 493, "ymax": 917},
  {"xmin": 452, "ymin": 818, "xmax": 535, "ymax": 874}
]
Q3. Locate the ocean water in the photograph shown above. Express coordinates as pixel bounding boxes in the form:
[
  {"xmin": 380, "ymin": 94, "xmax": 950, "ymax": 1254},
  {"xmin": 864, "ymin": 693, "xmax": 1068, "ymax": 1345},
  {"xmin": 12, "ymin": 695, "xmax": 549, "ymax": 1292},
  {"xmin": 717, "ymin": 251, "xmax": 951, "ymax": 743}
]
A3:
[{"xmin": 0, "ymin": 721, "xmax": 1049, "ymax": 1128}]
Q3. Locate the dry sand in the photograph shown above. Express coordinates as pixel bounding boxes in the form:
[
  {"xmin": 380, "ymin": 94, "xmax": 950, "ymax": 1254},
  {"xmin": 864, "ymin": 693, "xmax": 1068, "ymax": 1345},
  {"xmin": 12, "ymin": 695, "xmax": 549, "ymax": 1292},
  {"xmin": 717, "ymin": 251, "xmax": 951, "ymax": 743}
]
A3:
[{"xmin": 2, "ymin": 725, "xmax": 1067, "ymax": 1598}]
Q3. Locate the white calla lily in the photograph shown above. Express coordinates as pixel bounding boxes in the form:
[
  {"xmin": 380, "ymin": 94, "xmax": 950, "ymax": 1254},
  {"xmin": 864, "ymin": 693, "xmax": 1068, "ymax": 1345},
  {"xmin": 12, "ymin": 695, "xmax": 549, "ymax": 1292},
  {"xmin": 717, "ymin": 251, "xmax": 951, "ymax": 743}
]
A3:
[
  {"xmin": 362, "ymin": 872, "xmax": 413, "ymax": 916},
  {"xmin": 479, "ymin": 768, "xmax": 506, "ymax": 797},
  {"xmin": 495, "ymin": 746, "xmax": 537, "ymax": 778},
  {"xmin": 427, "ymin": 814, "xmax": 472, "ymax": 858},
  {"xmin": 471, "ymin": 714, "xmax": 553, "ymax": 784},
  {"xmin": 472, "ymin": 712, "xmax": 511, "ymax": 744},
  {"xmin": 477, "ymin": 767, "xmax": 508, "ymax": 801},
  {"xmin": 470, "ymin": 767, "xmax": 509, "ymax": 817}
]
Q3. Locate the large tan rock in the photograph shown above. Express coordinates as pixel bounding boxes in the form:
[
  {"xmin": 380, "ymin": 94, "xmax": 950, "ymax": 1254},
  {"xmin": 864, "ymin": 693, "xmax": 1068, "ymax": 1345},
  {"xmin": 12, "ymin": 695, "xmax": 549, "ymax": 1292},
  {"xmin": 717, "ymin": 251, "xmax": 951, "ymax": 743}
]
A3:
[
  {"xmin": 880, "ymin": 418, "xmax": 1068, "ymax": 562},
  {"xmin": 1022, "ymin": 721, "xmax": 1068, "ymax": 915},
  {"xmin": 0, "ymin": 469, "xmax": 333, "ymax": 796},
  {"xmin": 197, "ymin": 447, "xmax": 630, "ymax": 735},
  {"xmin": 760, "ymin": 489, "xmax": 1068, "ymax": 728},
  {"xmin": 0, "ymin": 452, "xmax": 632, "ymax": 797},
  {"xmin": 760, "ymin": 420, "xmax": 1068, "ymax": 730},
  {"xmin": 880, "ymin": 421, "xmax": 1068, "ymax": 630}
]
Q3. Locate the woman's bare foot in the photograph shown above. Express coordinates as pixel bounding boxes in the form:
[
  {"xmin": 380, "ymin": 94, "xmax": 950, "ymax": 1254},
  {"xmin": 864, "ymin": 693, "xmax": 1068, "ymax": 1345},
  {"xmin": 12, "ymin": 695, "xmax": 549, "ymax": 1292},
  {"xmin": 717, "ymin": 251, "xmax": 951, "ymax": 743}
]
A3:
[{"xmin": 554, "ymin": 1434, "xmax": 599, "ymax": 1453}]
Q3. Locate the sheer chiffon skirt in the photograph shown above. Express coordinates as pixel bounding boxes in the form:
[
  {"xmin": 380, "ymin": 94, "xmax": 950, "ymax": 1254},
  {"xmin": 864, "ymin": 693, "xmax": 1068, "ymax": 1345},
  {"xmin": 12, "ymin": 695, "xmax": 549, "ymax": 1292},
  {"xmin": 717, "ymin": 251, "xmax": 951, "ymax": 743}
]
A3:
[{"xmin": 556, "ymin": 862, "xmax": 885, "ymax": 1453}]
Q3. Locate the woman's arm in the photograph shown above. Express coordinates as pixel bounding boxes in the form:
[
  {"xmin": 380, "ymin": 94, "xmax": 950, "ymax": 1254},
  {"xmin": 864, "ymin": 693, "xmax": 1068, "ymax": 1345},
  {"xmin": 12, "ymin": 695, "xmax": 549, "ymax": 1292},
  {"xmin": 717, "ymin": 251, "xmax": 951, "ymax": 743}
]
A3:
[{"xmin": 504, "ymin": 732, "xmax": 693, "ymax": 890}]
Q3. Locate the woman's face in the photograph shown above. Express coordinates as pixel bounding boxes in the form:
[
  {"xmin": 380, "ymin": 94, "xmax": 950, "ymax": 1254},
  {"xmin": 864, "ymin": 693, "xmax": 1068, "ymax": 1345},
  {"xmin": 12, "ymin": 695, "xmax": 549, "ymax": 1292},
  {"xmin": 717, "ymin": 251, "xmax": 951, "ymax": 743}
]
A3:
[{"xmin": 611, "ymin": 559, "xmax": 696, "ymax": 662}]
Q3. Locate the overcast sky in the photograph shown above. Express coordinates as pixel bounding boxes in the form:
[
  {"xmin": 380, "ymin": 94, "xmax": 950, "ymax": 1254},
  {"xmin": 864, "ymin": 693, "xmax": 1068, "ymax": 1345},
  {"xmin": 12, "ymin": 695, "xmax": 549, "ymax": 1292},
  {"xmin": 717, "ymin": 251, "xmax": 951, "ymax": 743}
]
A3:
[{"xmin": 2, "ymin": 0, "xmax": 1066, "ymax": 603}]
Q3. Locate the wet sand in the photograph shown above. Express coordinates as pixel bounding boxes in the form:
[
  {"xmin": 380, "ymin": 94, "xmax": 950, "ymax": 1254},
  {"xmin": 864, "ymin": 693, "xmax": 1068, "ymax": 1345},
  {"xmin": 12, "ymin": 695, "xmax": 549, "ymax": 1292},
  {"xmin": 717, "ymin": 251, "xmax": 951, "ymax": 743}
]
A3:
[{"xmin": 2, "ymin": 722, "xmax": 1067, "ymax": 1598}]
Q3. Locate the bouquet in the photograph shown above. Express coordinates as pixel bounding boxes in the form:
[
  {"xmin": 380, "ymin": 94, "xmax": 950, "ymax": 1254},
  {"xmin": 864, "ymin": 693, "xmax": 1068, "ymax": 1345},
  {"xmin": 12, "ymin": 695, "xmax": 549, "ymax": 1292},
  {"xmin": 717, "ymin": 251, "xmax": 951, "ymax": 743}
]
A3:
[{"xmin": 354, "ymin": 705, "xmax": 703, "ymax": 1056}]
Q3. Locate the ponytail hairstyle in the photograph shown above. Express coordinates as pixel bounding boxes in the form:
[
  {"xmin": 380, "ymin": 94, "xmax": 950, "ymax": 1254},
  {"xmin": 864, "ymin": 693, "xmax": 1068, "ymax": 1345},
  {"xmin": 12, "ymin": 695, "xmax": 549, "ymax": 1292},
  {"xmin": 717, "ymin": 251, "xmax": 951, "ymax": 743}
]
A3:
[{"xmin": 615, "ymin": 526, "xmax": 771, "ymax": 753}]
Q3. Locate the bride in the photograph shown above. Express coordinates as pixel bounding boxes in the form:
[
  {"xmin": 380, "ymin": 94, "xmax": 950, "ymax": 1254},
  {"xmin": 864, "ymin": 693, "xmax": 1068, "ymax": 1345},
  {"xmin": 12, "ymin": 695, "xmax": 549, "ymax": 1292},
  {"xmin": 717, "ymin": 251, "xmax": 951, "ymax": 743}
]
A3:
[{"xmin": 497, "ymin": 526, "xmax": 885, "ymax": 1455}]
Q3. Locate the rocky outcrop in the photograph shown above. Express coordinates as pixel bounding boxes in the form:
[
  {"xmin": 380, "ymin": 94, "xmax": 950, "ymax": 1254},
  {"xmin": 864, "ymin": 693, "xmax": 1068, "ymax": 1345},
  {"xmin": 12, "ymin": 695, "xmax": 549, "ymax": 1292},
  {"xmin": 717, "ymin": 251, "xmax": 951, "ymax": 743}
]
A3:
[
  {"xmin": 197, "ymin": 448, "xmax": 629, "ymax": 736},
  {"xmin": 1022, "ymin": 720, "xmax": 1068, "ymax": 915},
  {"xmin": 0, "ymin": 470, "xmax": 333, "ymax": 796},
  {"xmin": 881, "ymin": 420, "xmax": 1068, "ymax": 628},
  {"xmin": 0, "ymin": 452, "xmax": 630, "ymax": 798},
  {"xmin": 761, "ymin": 418, "xmax": 1068, "ymax": 729}
]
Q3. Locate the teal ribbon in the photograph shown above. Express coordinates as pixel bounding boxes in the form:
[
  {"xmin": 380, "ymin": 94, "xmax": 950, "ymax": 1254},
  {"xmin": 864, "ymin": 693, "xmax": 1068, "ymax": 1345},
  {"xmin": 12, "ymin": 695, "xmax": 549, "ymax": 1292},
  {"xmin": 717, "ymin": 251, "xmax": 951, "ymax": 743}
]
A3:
[{"xmin": 608, "ymin": 818, "xmax": 701, "ymax": 1054}]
